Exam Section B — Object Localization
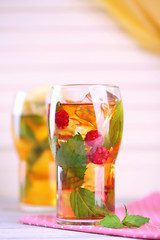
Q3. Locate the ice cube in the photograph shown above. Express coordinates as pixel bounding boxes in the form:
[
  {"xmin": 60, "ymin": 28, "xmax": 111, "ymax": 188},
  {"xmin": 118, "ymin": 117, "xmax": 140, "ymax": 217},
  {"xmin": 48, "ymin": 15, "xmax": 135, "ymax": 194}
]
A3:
[
  {"xmin": 75, "ymin": 105, "xmax": 97, "ymax": 128},
  {"xmin": 106, "ymin": 91, "xmax": 118, "ymax": 106},
  {"xmin": 82, "ymin": 92, "xmax": 92, "ymax": 103}
]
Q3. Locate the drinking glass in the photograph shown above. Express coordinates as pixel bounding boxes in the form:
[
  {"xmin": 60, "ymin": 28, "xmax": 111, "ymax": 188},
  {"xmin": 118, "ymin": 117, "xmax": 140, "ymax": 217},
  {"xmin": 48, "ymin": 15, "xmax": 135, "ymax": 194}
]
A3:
[
  {"xmin": 12, "ymin": 86, "xmax": 56, "ymax": 211},
  {"xmin": 48, "ymin": 84, "xmax": 123, "ymax": 224}
]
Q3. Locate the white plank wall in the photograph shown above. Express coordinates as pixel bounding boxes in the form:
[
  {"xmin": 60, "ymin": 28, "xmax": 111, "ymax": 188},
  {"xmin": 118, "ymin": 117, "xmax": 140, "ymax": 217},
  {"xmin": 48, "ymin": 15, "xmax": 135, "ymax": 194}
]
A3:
[{"xmin": 0, "ymin": 0, "xmax": 160, "ymax": 201}]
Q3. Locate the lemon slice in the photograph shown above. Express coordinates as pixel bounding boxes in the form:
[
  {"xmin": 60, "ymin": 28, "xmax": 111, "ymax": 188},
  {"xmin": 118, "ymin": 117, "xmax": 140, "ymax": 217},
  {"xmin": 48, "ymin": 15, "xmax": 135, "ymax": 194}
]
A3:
[{"xmin": 22, "ymin": 84, "xmax": 52, "ymax": 115}]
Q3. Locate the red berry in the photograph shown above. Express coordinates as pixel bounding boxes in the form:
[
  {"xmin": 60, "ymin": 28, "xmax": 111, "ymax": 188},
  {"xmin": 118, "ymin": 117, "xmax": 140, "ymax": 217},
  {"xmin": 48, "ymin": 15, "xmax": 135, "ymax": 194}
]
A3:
[
  {"xmin": 91, "ymin": 146, "xmax": 109, "ymax": 165},
  {"xmin": 58, "ymin": 134, "xmax": 72, "ymax": 140},
  {"xmin": 55, "ymin": 109, "xmax": 69, "ymax": 129},
  {"xmin": 86, "ymin": 147, "xmax": 96, "ymax": 163},
  {"xmin": 85, "ymin": 130, "xmax": 103, "ymax": 147}
]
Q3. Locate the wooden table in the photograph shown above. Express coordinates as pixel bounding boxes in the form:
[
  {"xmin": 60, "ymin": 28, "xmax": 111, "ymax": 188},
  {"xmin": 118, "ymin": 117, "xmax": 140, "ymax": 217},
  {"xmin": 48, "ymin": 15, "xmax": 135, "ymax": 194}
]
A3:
[{"xmin": 0, "ymin": 198, "xmax": 131, "ymax": 240}]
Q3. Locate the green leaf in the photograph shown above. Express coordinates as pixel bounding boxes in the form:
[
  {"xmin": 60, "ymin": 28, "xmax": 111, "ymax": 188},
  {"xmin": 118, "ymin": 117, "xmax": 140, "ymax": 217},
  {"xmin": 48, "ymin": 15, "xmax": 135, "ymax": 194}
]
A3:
[
  {"xmin": 103, "ymin": 135, "xmax": 111, "ymax": 149},
  {"xmin": 56, "ymin": 101, "xmax": 61, "ymax": 111},
  {"xmin": 100, "ymin": 214, "xmax": 124, "ymax": 228},
  {"xmin": 61, "ymin": 170, "xmax": 84, "ymax": 189},
  {"xmin": 56, "ymin": 133, "xmax": 87, "ymax": 168},
  {"xmin": 70, "ymin": 166, "xmax": 87, "ymax": 178},
  {"xmin": 53, "ymin": 133, "xmax": 87, "ymax": 189},
  {"xmin": 122, "ymin": 215, "xmax": 150, "ymax": 228},
  {"xmin": 27, "ymin": 114, "xmax": 46, "ymax": 124},
  {"xmin": 100, "ymin": 205, "xmax": 150, "ymax": 229},
  {"xmin": 104, "ymin": 101, "xmax": 123, "ymax": 149},
  {"xmin": 124, "ymin": 204, "xmax": 128, "ymax": 217},
  {"xmin": 60, "ymin": 167, "xmax": 87, "ymax": 189},
  {"xmin": 20, "ymin": 117, "xmax": 36, "ymax": 143},
  {"xmin": 27, "ymin": 138, "xmax": 50, "ymax": 168},
  {"xmin": 70, "ymin": 187, "xmax": 108, "ymax": 218},
  {"xmin": 122, "ymin": 205, "xmax": 150, "ymax": 227}
]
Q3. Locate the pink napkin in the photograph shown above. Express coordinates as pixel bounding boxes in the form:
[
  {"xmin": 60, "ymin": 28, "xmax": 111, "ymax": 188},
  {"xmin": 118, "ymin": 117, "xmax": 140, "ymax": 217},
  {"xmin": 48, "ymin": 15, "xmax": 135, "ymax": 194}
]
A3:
[{"xmin": 19, "ymin": 192, "xmax": 160, "ymax": 239}]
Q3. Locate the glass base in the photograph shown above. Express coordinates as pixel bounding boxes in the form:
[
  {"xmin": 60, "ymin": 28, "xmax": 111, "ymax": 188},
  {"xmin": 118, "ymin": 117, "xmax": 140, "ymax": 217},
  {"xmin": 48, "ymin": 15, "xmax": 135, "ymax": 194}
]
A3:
[
  {"xmin": 56, "ymin": 218, "xmax": 102, "ymax": 225},
  {"xmin": 20, "ymin": 203, "xmax": 56, "ymax": 213}
]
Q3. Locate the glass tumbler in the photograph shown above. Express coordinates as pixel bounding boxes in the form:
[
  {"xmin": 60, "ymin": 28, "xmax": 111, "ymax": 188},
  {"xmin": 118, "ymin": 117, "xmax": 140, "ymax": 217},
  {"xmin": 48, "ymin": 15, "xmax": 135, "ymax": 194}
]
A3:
[
  {"xmin": 12, "ymin": 86, "xmax": 56, "ymax": 211},
  {"xmin": 48, "ymin": 84, "xmax": 123, "ymax": 225}
]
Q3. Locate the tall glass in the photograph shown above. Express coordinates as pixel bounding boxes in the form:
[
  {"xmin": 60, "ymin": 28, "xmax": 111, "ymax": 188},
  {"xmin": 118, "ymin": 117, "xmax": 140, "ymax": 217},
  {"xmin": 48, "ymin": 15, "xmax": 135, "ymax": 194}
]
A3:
[
  {"xmin": 12, "ymin": 86, "xmax": 56, "ymax": 211},
  {"xmin": 48, "ymin": 84, "xmax": 123, "ymax": 224}
]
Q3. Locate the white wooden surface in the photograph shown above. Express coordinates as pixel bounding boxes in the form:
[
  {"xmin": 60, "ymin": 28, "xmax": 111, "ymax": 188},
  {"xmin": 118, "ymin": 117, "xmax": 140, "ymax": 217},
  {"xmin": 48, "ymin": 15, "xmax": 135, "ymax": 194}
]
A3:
[
  {"xmin": 0, "ymin": 0, "xmax": 160, "ymax": 200},
  {"xmin": 0, "ymin": 198, "xmax": 131, "ymax": 240}
]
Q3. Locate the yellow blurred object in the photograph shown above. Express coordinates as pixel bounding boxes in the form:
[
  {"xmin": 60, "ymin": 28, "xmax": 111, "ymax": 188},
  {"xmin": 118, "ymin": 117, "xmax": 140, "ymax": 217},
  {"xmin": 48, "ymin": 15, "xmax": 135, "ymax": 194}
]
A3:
[
  {"xmin": 32, "ymin": 149, "xmax": 54, "ymax": 178},
  {"xmin": 12, "ymin": 85, "xmax": 56, "ymax": 209},
  {"xmin": 100, "ymin": 0, "xmax": 160, "ymax": 54},
  {"xmin": 23, "ymin": 84, "xmax": 52, "ymax": 115},
  {"xmin": 13, "ymin": 137, "xmax": 33, "ymax": 160}
]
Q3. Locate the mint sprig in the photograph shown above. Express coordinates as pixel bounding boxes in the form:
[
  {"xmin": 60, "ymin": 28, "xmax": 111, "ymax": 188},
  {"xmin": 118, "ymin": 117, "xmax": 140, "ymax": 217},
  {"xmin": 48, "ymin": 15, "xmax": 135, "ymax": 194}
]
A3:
[
  {"xmin": 53, "ymin": 133, "xmax": 108, "ymax": 217},
  {"xmin": 122, "ymin": 205, "xmax": 150, "ymax": 228},
  {"xmin": 70, "ymin": 187, "xmax": 108, "ymax": 218},
  {"xmin": 53, "ymin": 132, "xmax": 109, "ymax": 218},
  {"xmin": 54, "ymin": 133, "xmax": 88, "ymax": 188},
  {"xmin": 100, "ymin": 205, "xmax": 150, "ymax": 228}
]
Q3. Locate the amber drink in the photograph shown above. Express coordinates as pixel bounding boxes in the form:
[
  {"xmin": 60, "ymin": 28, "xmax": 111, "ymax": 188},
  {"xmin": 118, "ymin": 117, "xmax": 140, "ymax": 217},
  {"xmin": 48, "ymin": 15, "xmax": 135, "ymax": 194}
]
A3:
[
  {"xmin": 12, "ymin": 87, "xmax": 56, "ymax": 211},
  {"xmin": 48, "ymin": 85, "xmax": 123, "ymax": 224}
]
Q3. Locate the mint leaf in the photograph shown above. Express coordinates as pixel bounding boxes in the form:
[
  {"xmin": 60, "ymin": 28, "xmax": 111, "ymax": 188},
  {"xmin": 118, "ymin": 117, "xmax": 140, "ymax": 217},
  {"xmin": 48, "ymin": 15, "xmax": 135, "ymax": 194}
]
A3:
[
  {"xmin": 53, "ymin": 133, "xmax": 87, "ymax": 189},
  {"xmin": 122, "ymin": 215, "xmax": 150, "ymax": 228},
  {"xmin": 70, "ymin": 166, "xmax": 87, "ymax": 178},
  {"xmin": 100, "ymin": 214, "xmax": 124, "ymax": 228},
  {"xmin": 61, "ymin": 168, "xmax": 84, "ymax": 189},
  {"xmin": 56, "ymin": 101, "xmax": 61, "ymax": 111},
  {"xmin": 124, "ymin": 204, "xmax": 129, "ymax": 217},
  {"xmin": 122, "ymin": 205, "xmax": 150, "ymax": 228},
  {"xmin": 60, "ymin": 166, "xmax": 87, "ymax": 189},
  {"xmin": 27, "ymin": 138, "xmax": 50, "ymax": 168},
  {"xmin": 109, "ymin": 101, "xmax": 123, "ymax": 146},
  {"xmin": 27, "ymin": 114, "xmax": 46, "ymax": 124},
  {"xmin": 104, "ymin": 101, "xmax": 123, "ymax": 149},
  {"xmin": 56, "ymin": 133, "xmax": 87, "ymax": 168},
  {"xmin": 20, "ymin": 117, "xmax": 36, "ymax": 143},
  {"xmin": 70, "ymin": 187, "xmax": 108, "ymax": 218},
  {"xmin": 100, "ymin": 205, "xmax": 150, "ymax": 229}
]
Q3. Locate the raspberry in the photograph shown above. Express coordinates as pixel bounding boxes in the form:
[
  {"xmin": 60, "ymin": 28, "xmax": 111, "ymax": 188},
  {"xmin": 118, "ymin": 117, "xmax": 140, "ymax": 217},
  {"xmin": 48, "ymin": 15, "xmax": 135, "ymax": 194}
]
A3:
[
  {"xmin": 91, "ymin": 146, "xmax": 109, "ymax": 165},
  {"xmin": 84, "ymin": 130, "xmax": 103, "ymax": 147},
  {"xmin": 55, "ymin": 109, "xmax": 69, "ymax": 129},
  {"xmin": 86, "ymin": 147, "xmax": 96, "ymax": 163}
]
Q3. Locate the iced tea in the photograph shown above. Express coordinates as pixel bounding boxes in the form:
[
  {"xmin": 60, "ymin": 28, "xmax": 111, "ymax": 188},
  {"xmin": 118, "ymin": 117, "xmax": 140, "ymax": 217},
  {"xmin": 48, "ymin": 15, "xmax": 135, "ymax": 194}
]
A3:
[
  {"xmin": 12, "ymin": 88, "xmax": 56, "ymax": 210},
  {"xmin": 49, "ymin": 88, "xmax": 123, "ymax": 224}
]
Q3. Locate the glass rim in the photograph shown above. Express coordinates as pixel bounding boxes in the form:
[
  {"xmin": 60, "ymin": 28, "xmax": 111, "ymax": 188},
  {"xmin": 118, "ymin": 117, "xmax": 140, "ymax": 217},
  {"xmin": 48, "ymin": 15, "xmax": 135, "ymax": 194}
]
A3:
[{"xmin": 51, "ymin": 84, "xmax": 120, "ymax": 89}]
